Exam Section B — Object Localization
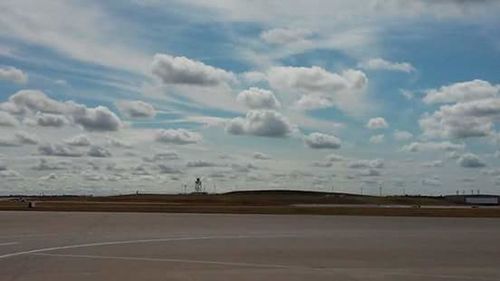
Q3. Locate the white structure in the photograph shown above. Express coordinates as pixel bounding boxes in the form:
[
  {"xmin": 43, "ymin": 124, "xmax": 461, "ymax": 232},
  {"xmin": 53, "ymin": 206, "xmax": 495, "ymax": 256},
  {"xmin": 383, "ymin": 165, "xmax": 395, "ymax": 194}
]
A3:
[{"xmin": 465, "ymin": 196, "xmax": 499, "ymax": 205}]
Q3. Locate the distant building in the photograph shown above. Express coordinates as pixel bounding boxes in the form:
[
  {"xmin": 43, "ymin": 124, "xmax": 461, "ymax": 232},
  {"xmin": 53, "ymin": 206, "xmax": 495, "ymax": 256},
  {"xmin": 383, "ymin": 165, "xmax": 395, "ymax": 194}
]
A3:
[{"xmin": 446, "ymin": 195, "xmax": 499, "ymax": 206}]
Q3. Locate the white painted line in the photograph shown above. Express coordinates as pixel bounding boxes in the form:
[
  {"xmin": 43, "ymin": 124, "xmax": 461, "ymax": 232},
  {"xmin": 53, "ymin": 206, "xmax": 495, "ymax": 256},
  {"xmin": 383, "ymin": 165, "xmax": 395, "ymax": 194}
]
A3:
[
  {"xmin": 0, "ymin": 234, "xmax": 300, "ymax": 260},
  {"xmin": 31, "ymin": 253, "xmax": 498, "ymax": 281},
  {"xmin": 32, "ymin": 253, "xmax": 292, "ymax": 269},
  {"xmin": 0, "ymin": 242, "xmax": 18, "ymax": 246}
]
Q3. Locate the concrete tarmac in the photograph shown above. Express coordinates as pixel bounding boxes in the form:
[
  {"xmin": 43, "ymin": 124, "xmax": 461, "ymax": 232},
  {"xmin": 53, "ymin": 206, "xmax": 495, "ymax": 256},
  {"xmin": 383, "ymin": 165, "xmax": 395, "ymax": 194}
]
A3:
[{"xmin": 0, "ymin": 211, "xmax": 499, "ymax": 281}]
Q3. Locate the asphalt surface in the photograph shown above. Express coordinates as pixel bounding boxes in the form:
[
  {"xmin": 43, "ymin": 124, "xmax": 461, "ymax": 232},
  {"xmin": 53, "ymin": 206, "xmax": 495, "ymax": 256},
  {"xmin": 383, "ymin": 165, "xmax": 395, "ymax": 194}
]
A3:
[{"xmin": 0, "ymin": 211, "xmax": 499, "ymax": 281}]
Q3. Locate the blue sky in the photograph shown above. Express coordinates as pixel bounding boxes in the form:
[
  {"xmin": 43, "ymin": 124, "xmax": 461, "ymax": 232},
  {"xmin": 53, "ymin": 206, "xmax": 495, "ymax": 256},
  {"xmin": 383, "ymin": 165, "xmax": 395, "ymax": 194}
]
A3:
[{"xmin": 1, "ymin": 0, "xmax": 500, "ymax": 195}]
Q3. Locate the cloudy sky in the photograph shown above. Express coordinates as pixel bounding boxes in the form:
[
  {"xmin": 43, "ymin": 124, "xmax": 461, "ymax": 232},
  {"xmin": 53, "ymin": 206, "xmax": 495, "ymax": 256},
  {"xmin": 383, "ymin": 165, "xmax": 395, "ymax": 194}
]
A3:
[{"xmin": 1, "ymin": 0, "xmax": 500, "ymax": 196}]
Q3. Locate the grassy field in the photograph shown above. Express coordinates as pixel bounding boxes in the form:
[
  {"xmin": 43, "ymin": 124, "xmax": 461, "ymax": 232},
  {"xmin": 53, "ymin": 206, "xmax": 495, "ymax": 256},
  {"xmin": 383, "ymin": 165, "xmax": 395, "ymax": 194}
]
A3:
[{"xmin": 1, "ymin": 190, "xmax": 499, "ymax": 218}]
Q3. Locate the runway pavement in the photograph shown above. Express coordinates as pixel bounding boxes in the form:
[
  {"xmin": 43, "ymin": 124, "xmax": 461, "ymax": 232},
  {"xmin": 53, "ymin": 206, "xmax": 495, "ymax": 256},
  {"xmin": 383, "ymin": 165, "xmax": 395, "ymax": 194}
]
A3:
[{"xmin": 0, "ymin": 211, "xmax": 499, "ymax": 281}]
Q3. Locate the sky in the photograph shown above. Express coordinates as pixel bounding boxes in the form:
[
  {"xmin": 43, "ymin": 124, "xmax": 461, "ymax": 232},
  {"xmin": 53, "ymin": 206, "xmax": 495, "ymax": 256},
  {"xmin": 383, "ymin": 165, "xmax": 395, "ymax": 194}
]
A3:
[{"xmin": 1, "ymin": 0, "xmax": 500, "ymax": 196}]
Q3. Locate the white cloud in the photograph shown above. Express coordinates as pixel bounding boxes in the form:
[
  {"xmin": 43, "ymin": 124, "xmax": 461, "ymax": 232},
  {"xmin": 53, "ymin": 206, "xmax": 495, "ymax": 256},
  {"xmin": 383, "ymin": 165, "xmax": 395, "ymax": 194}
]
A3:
[
  {"xmin": 151, "ymin": 53, "xmax": 235, "ymax": 86},
  {"xmin": 241, "ymin": 71, "xmax": 266, "ymax": 83},
  {"xmin": 422, "ymin": 177, "xmax": 441, "ymax": 187},
  {"xmin": 0, "ymin": 136, "xmax": 20, "ymax": 147},
  {"xmin": 186, "ymin": 160, "xmax": 219, "ymax": 168},
  {"xmin": 144, "ymin": 151, "xmax": 180, "ymax": 162},
  {"xmin": 260, "ymin": 28, "xmax": 313, "ymax": 45},
  {"xmin": 0, "ymin": 169, "xmax": 20, "ymax": 178},
  {"xmin": 64, "ymin": 135, "xmax": 91, "ymax": 147},
  {"xmin": 359, "ymin": 58, "xmax": 415, "ymax": 73},
  {"xmin": 402, "ymin": 141, "xmax": 465, "ymax": 152},
  {"xmin": 34, "ymin": 112, "xmax": 69, "ymax": 127},
  {"xmin": 267, "ymin": 66, "xmax": 368, "ymax": 114},
  {"xmin": 15, "ymin": 131, "xmax": 38, "ymax": 145},
  {"xmin": 116, "ymin": 100, "xmax": 156, "ymax": 119},
  {"xmin": 0, "ymin": 111, "xmax": 19, "ymax": 127},
  {"xmin": 33, "ymin": 158, "xmax": 70, "ymax": 171},
  {"xmin": 253, "ymin": 152, "xmax": 271, "ymax": 160},
  {"xmin": 325, "ymin": 153, "xmax": 345, "ymax": 162},
  {"xmin": 0, "ymin": 66, "xmax": 28, "ymax": 84},
  {"xmin": 421, "ymin": 160, "xmax": 444, "ymax": 168},
  {"xmin": 237, "ymin": 87, "xmax": 280, "ymax": 110},
  {"xmin": 226, "ymin": 110, "xmax": 293, "ymax": 138},
  {"xmin": 1, "ymin": 90, "xmax": 123, "ymax": 131},
  {"xmin": 155, "ymin": 128, "xmax": 202, "ymax": 144},
  {"xmin": 366, "ymin": 117, "xmax": 388, "ymax": 129},
  {"xmin": 268, "ymin": 66, "xmax": 366, "ymax": 94},
  {"xmin": 304, "ymin": 132, "xmax": 341, "ymax": 149},
  {"xmin": 423, "ymin": 80, "xmax": 499, "ymax": 104},
  {"xmin": 369, "ymin": 134, "xmax": 384, "ymax": 144},
  {"xmin": 38, "ymin": 143, "xmax": 82, "ymax": 157},
  {"xmin": 356, "ymin": 168, "xmax": 381, "ymax": 177},
  {"xmin": 107, "ymin": 138, "xmax": 132, "ymax": 148},
  {"xmin": 348, "ymin": 159, "xmax": 384, "ymax": 169},
  {"xmin": 158, "ymin": 164, "xmax": 183, "ymax": 174},
  {"xmin": 457, "ymin": 153, "xmax": 486, "ymax": 168},
  {"xmin": 0, "ymin": 0, "xmax": 150, "ymax": 73},
  {"xmin": 72, "ymin": 105, "xmax": 123, "ymax": 132},
  {"xmin": 393, "ymin": 130, "xmax": 413, "ymax": 141},
  {"xmin": 311, "ymin": 161, "xmax": 332, "ymax": 168},
  {"xmin": 419, "ymin": 98, "xmax": 500, "ymax": 139},
  {"xmin": 87, "ymin": 145, "xmax": 112, "ymax": 158}
]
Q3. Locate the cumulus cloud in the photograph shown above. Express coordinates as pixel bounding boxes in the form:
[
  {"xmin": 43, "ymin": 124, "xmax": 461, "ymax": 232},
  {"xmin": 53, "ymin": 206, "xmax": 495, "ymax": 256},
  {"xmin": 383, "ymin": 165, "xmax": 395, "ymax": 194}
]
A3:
[
  {"xmin": 64, "ymin": 134, "xmax": 91, "ymax": 146},
  {"xmin": 267, "ymin": 66, "xmax": 368, "ymax": 113},
  {"xmin": 87, "ymin": 145, "xmax": 112, "ymax": 158},
  {"xmin": 1, "ymin": 90, "xmax": 123, "ymax": 131},
  {"xmin": 144, "ymin": 151, "xmax": 180, "ymax": 162},
  {"xmin": 231, "ymin": 163, "xmax": 258, "ymax": 173},
  {"xmin": 186, "ymin": 160, "xmax": 219, "ymax": 168},
  {"xmin": 393, "ymin": 130, "xmax": 413, "ymax": 141},
  {"xmin": 72, "ymin": 105, "xmax": 122, "ymax": 131},
  {"xmin": 39, "ymin": 173, "xmax": 58, "ymax": 181},
  {"xmin": 348, "ymin": 159, "xmax": 384, "ymax": 169},
  {"xmin": 155, "ymin": 128, "xmax": 202, "ymax": 144},
  {"xmin": 422, "ymin": 177, "xmax": 441, "ymax": 187},
  {"xmin": 33, "ymin": 112, "xmax": 69, "ymax": 127},
  {"xmin": 237, "ymin": 87, "xmax": 280, "ymax": 109},
  {"xmin": 0, "ymin": 66, "xmax": 28, "ymax": 84},
  {"xmin": 421, "ymin": 160, "xmax": 444, "ymax": 168},
  {"xmin": 260, "ymin": 28, "xmax": 313, "ymax": 45},
  {"xmin": 402, "ymin": 141, "xmax": 464, "ymax": 152},
  {"xmin": 311, "ymin": 161, "xmax": 333, "ymax": 168},
  {"xmin": 0, "ymin": 136, "xmax": 20, "ymax": 147},
  {"xmin": 358, "ymin": 58, "xmax": 415, "ymax": 73},
  {"xmin": 325, "ymin": 153, "xmax": 345, "ymax": 162},
  {"xmin": 356, "ymin": 168, "xmax": 381, "ymax": 177},
  {"xmin": 38, "ymin": 143, "xmax": 82, "ymax": 157},
  {"xmin": 423, "ymin": 80, "xmax": 499, "ymax": 104},
  {"xmin": 366, "ymin": 117, "xmax": 388, "ymax": 129},
  {"xmin": 116, "ymin": 100, "xmax": 156, "ymax": 119},
  {"xmin": 158, "ymin": 164, "xmax": 182, "ymax": 174},
  {"xmin": 419, "ymin": 97, "xmax": 500, "ymax": 139},
  {"xmin": 151, "ymin": 53, "xmax": 235, "ymax": 86},
  {"xmin": 304, "ymin": 132, "xmax": 341, "ymax": 149},
  {"xmin": 226, "ymin": 110, "xmax": 293, "ymax": 138},
  {"xmin": 253, "ymin": 152, "xmax": 271, "ymax": 160},
  {"xmin": 15, "ymin": 131, "xmax": 38, "ymax": 145},
  {"xmin": 457, "ymin": 153, "xmax": 486, "ymax": 168},
  {"xmin": 419, "ymin": 80, "xmax": 500, "ymax": 140},
  {"xmin": 0, "ymin": 111, "xmax": 19, "ymax": 127},
  {"xmin": 107, "ymin": 138, "xmax": 132, "ymax": 148},
  {"xmin": 369, "ymin": 134, "xmax": 384, "ymax": 144},
  {"xmin": 0, "ymin": 169, "xmax": 20, "ymax": 178},
  {"xmin": 33, "ymin": 158, "xmax": 66, "ymax": 171}
]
